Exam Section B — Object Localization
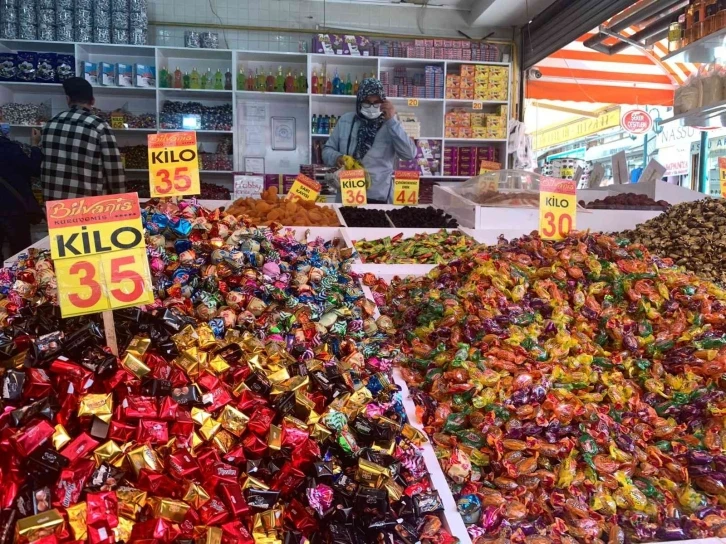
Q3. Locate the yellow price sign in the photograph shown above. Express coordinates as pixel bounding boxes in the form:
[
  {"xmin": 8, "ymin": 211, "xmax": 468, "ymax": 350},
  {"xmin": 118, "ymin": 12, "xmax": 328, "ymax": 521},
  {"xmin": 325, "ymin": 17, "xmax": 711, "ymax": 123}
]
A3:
[
  {"xmin": 539, "ymin": 177, "xmax": 576, "ymax": 241},
  {"xmin": 340, "ymin": 169, "xmax": 367, "ymax": 206},
  {"xmin": 111, "ymin": 115, "xmax": 125, "ymax": 129},
  {"xmin": 147, "ymin": 132, "xmax": 200, "ymax": 197},
  {"xmin": 286, "ymin": 174, "xmax": 321, "ymax": 201},
  {"xmin": 46, "ymin": 193, "xmax": 153, "ymax": 317},
  {"xmin": 472, "ymin": 100, "xmax": 483, "ymax": 110},
  {"xmin": 719, "ymin": 157, "xmax": 726, "ymax": 198},
  {"xmin": 407, "ymin": 98, "xmax": 419, "ymax": 107},
  {"xmin": 393, "ymin": 171, "xmax": 419, "ymax": 206}
]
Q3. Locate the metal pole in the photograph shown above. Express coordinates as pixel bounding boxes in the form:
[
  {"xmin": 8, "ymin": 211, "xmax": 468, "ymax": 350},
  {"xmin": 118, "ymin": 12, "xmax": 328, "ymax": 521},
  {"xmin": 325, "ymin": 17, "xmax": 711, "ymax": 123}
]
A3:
[
  {"xmin": 643, "ymin": 133, "xmax": 648, "ymax": 169},
  {"xmin": 699, "ymin": 130, "xmax": 709, "ymax": 194}
]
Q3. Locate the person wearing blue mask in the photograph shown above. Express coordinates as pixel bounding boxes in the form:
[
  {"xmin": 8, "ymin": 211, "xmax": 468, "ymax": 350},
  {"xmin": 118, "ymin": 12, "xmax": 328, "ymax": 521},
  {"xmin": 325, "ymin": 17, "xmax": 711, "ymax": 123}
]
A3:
[
  {"xmin": 323, "ymin": 78, "xmax": 417, "ymax": 203},
  {"xmin": 0, "ymin": 122, "xmax": 43, "ymax": 262}
]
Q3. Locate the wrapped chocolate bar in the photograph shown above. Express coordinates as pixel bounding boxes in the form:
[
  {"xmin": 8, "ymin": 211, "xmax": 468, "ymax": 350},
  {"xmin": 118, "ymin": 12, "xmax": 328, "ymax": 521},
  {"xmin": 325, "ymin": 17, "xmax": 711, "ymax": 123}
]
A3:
[{"xmin": 0, "ymin": 200, "xmax": 453, "ymax": 544}]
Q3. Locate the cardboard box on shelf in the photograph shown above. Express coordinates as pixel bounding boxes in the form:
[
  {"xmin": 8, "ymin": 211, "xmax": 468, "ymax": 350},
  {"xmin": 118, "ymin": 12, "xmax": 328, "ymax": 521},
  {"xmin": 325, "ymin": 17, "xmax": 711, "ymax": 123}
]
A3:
[{"xmin": 82, "ymin": 62, "xmax": 97, "ymax": 85}]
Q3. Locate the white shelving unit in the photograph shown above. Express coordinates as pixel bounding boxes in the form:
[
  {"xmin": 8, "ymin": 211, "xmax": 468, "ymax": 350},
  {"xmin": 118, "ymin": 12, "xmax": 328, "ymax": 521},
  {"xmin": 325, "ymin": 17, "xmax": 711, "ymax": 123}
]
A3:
[{"xmin": 0, "ymin": 39, "xmax": 512, "ymax": 192}]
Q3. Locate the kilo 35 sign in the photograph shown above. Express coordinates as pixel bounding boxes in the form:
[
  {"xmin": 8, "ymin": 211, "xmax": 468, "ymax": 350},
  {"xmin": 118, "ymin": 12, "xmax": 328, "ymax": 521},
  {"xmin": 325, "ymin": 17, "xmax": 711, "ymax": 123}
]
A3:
[
  {"xmin": 539, "ymin": 177, "xmax": 576, "ymax": 241},
  {"xmin": 147, "ymin": 131, "xmax": 200, "ymax": 197},
  {"xmin": 46, "ymin": 193, "xmax": 153, "ymax": 317}
]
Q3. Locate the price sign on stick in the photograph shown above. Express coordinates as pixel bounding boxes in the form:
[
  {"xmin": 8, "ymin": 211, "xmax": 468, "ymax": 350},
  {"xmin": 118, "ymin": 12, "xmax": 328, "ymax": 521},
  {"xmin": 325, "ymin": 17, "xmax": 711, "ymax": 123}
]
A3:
[
  {"xmin": 147, "ymin": 132, "xmax": 200, "ymax": 197},
  {"xmin": 286, "ymin": 174, "xmax": 321, "ymax": 201},
  {"xmin": 340, "ymin": 169, "xmax": 367, "ymax": 206},
  {"xmin": 393, "ymin": 171, "xmax": 419, "ymax": 206},
  {"xmin": 539, "ymin": 177, "xmax": 576, "ymax": 241},
  {"xmin": 720, "ymin": 157, "xmax": 726, "ymax": 198},
  {"xmin": 46, "ymin": 194, "xmax": 154, "ymax": 344}
]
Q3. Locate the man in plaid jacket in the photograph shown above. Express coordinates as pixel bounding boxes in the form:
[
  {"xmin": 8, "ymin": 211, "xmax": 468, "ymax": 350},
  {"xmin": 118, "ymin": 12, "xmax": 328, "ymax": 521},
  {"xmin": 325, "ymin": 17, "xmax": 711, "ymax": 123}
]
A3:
[{"xmin": 41, "ymin": 77, "xmax": 126, "ymax": 201}]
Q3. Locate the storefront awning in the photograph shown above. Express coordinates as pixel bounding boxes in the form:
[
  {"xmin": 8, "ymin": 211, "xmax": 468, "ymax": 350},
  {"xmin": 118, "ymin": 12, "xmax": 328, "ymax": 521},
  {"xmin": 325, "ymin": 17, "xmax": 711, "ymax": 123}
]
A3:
[{"xmin": 527, "ymin": 29, "xmax": 698, "ymax": 105}]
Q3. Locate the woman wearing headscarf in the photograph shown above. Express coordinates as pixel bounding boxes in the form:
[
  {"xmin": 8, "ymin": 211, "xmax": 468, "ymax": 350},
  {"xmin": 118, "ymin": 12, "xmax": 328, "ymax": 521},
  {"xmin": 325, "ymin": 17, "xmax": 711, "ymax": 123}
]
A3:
[{"xmin": 322, "ymin": 78, "xmax": 417, "ymax": 203}]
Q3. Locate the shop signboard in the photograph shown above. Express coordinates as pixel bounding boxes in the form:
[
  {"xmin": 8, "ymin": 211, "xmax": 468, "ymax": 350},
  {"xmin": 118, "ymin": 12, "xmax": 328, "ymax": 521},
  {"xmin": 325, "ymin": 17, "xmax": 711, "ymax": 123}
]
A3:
[
  {"xmin": 620, "ymin": 109, "xmax": 653, "ymax": 135},
  {"xmin": 539, "ymin": 177, "xmax": 576, "ymax": 241},
  {"xmin": 46, "ymin": 193, "xmax": 153, "ymax": 319},
  {"xmin": 340, "ymin": 170, "xmax": 367, "ymax": 206},
  {"xmin": 147, "ymin": 132, "xmax": 200, "ymax": 197},
  {"xmin": 533, "ymin": 107, "xmax": 620, "ymax": 150}
]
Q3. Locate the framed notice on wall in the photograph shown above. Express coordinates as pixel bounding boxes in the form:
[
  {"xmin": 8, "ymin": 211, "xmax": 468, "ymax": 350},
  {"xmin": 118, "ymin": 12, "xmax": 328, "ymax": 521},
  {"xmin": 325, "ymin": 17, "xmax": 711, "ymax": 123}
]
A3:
[{"xmin": 271, "ymin": 117, "xmax": 296, "ymax": 151}]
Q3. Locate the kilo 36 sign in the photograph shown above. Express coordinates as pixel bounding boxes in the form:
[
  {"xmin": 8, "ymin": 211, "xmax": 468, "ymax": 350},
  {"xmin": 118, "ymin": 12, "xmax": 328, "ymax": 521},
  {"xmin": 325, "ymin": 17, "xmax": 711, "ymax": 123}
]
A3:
[{"xmin": 46, "ymin": 193, "xmax": 153, "ymax": 317}]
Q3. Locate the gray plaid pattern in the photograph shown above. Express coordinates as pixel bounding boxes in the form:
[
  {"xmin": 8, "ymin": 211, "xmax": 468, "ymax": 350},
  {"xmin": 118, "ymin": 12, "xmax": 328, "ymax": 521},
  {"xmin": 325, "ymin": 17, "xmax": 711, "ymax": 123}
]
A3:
[{"xmin": 41, "ymin": 106, "xmax": 126, "ymax": 201}]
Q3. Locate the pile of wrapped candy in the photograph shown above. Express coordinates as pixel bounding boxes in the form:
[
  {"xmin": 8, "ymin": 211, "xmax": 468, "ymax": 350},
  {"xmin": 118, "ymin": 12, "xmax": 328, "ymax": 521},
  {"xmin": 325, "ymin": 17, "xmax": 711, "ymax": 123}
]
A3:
[
  {"xmin": 354, "ymin": 230, "xmax": 477, "ymax": 264},
  {"xmin": 0, "ymin": 200, "xmax": 455, "ymax": 544},
  {"xmin": 370, "ymin": 231, "xmax": 726, "ymax": 543}
]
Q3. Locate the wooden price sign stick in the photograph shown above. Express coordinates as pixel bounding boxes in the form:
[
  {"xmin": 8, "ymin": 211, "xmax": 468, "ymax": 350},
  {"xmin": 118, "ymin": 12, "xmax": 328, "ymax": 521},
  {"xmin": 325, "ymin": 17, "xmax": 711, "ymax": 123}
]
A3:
[
  {"xmin": 539, "ymin": 177, "xmax": 576, "ymax": 241},
  {"xmin": 46, "ymin": 193, "xmax": 154, "ymax": 354}
]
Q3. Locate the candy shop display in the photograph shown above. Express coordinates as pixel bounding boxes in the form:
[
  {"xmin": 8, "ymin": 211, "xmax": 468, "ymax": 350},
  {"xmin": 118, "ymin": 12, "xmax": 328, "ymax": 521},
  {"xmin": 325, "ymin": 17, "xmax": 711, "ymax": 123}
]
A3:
[
  {"xmin": 445, "ymin": 107, "xmax": 508, "ymax": 141},
  {"xmin": 125, "ymin": 179, "xmax": 231, "ymax": 199},
  {"xmin": 621, "ymin": 198, "xmax": 726, "ymax": 283},
  {"xmin": 444, "ymin": 145, "xmax": 500, "ymax": 177},
  {"xmin": 445, "ymin": 64, "xmax": 508, "ymax": 101},
  {"xmin": 0, "ymin": 51, "xmax": 74, "ymax": 83},
  {"xmin": 160, "ymin": 101, "xmax": 233, "ymax": 131},
  {"xmin": 354, "ymin": 229, "xmax": 475, "ymax": 264},
  {"xmin": 236, "ymin": 66, "xmax": 308, "ymax": 94},
  {"xmin": 581, "ymin": 193, "xmax": 671, "ymax": 211},
  {"xmin": 0, "ymin": 201, "xmax": 453, "ymax": 544},
  {"xmin": 340, "ymin": 207, "xmax": 392, "ymax": 228},
  {"xmin": 372, "ymin": 230, "xmax": 726, "ymax": 543},
  {"xmin": 0, "ymin": 102, "xmax": 49, "ymax": 125},
  {"xmin": 387, "ymin": 206, "xmax": 458, "ymax": 228},
  {"xmin": 380, "ymin": 65, "xmax": 443, "ymax": 99},
  {"xmin": 225, "ymin": 187, "xmax": 341, "ymax": 226}
]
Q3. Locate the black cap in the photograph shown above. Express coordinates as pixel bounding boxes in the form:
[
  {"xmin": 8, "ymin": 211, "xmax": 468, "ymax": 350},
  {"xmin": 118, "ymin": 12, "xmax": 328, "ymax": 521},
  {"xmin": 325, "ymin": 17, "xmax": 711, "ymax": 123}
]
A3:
[{"xmin": 62, "ymin": 77, "xmax": 94, "ymax": 104}]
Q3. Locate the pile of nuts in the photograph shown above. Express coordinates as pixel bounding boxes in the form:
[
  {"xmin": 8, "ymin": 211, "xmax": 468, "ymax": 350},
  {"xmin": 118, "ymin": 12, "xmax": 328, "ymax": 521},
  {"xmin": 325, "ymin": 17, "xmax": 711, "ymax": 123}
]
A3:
[
  {"xmin": 621, "ymin": 198, "xmax": 726, "ymax": 283},
  {"xmin": 581, "ymin": 193, "xmax": 670, "ymax": 210}
]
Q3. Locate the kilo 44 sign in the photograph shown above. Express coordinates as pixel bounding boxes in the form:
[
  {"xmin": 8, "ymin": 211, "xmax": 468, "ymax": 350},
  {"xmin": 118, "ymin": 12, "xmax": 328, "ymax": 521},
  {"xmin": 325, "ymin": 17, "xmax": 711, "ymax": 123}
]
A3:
[{"xmin": 621, "ymin": 109, "xmax": 653, "ymax": 135}]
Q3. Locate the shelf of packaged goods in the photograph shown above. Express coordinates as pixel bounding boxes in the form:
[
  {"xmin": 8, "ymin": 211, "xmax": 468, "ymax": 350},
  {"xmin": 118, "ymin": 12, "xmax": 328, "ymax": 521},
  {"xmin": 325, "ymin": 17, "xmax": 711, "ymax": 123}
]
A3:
[
  {"xmin": 444, "ymin": 138, "xmax": 508, "ymax": 144},
  {"xmin": 235, "ymin": 90, "xmax": 308, "ymax": 100},
  {"xmin": 445, "ymin": 98, "xmax": 508, "ymax": 106},
  {"xmin": 661, "ymin": 26, "xmax": 726, "ymax": 64},
  {"xmin": 91, "ymin": 85, "xmax": 156, "ymax": 96},
  {"xmin": 387, "ymin": 97, "xmax": 444, "ymax": 103},
  {"xmin": 158, "ymin": 88, "xmax": 233, "ymax": 99},
  {"xmin": 659, "ymin": 99, "xmax": 726, "ymax": 128},
  {"xmin": 309, "ymin": 94, "xmax": 356, "ymax": 102},
  {"xmin": 158, "ymin": 128, "xmax": 233, "ymax": 134},
  {"xmin": 0, "ymin": 81, "xmax": 63, "ymax": 93}
]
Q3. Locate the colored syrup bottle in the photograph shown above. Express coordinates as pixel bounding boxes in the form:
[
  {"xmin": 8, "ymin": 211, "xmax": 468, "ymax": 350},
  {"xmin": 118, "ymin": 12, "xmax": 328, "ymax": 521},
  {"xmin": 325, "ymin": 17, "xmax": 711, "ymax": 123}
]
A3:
[
  {"xmin": 173, "ymin": 66, "xmax": 182, "ymax": 89},
  {"xmin": 353, "ymin": 78, "xmax": 359, "ymax": 95},
  {"xmin": 311, "ymin": 114, "xmax": 317, "ymax": 134},
  {"xmin": 237, "ymin": 68, "xmax": 244, "ymax": 90},
  {"xmin": 285, "ymin": 69, "xmax": 295, "ymax": 93},
  {"xmin": 345, "ymin": 74, "xmax": 352, "ymax": 95},
  {"xmin": 326, "ymin": 74, "xmax": 332, "ymax": 95},
  {"xmin": 246, "ymin": 70, "xmax": 255, "ymax": 91},
  {"xmin": 190, "ymin": 67, "xmax": 200, "ymax": 89},
  {"xmin": 266, "ymin": 70, "xmax": 275, "ymax": 92},
  {"xmin": 256, "ymin": 69, "xmax": 266, "ymax": 91},
  {"xmin": 182, "ymin": 71, "xmax": 190, "ymax": 89},
  {"xmin": 159, "ymin": 66, "xmax": 169, "ymax": 88},
  {"xmin": 214, "ymin": 69, "xmax": 223, "ymax": 90},
  {"xmin": 204, "ymin": 68, "xmax": 214, "ymax": 89},
  {"xmin": 311, "ymin": 70, "xmax": 318, "ymax": 94},
  {"xmin": 275, "ymin": 66, "xmax": 285, "ymax": 92},
  {"xmin": 225, "ymin": 69, "xmax": 232, "ymax": 90},
  {"xmin": 332, "ymin": 68, "xmax": 341, "ymax": 95},
  {"xmin": 297, "ymin": 70, "xmax": 307, "ymax": 93}
]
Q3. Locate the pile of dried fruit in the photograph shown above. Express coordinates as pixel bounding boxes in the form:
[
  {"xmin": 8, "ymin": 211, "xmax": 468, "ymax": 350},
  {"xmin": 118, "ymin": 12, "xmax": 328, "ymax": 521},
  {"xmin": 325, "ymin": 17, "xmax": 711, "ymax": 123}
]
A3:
[
  {"xmin": 621, "ymin": 198, "xmax": 726, "ymax": 283},
  {"xmin": 340, "ymin": 207, "xmax": 391, "ymax": 227},
  {"xmin": 354, "ymin": 230, "xmax": 476, "ymax": 264},
  {"xmin": 225, "ymin": 187, "xmax": 340, "ymax": 226},
  {"xmin": 387, "ymin": 207, "xmax": 459, "ymax": 229},
  {"xmin": 581, "ymin": 193, "xmax": 670, "ymax": 210},
  {"xmin": 369, "ymin": 230, "xmax": 726, "ymax": 543}
]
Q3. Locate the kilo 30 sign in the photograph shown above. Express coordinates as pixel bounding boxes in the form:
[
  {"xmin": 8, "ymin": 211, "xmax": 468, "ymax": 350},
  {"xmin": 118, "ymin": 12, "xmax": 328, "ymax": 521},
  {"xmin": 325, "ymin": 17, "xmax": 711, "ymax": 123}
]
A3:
[
  {"xmin": 539, "ymin": 177, "xmax": 576, "ymax": 241},
  {"xmin": 46, "ymin": 193, "xmax": 153, "ymax": 317}
]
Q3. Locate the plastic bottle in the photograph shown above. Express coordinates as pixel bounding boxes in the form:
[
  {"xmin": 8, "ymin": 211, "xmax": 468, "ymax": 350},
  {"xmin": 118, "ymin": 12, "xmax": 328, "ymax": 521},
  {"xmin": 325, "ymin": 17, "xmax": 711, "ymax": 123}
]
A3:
[
  {"xmin": 190, "ymin": 67, "xmax": 200, "ymax": 89},
  {"xmin": 246, "ymin": 70, "xmax": 255, "ymax": 91},
  {"xmin": 285, "ymin": 69, "xmax": 295, "ymax": 93},
  {"xmin": 205, "ymin": 68, "xmax": 214, "ymax": 89},
  {"xmin": 322, "ymin": 114, "xmax": 330, "ymax": 134},
  {"xmin": 214, "ymin": 69, "xmax": 224, "ymax": 90},
  {"xmin": 345, "ymin": 74, "xmax": 352, "ymax": 95},
  {"xmin": 316, "ymin": 115, "xmax": 323, "ymax": 134},
  {"xmin": 353, "ymin": 77, "xmax": 359, "ymax": 95},
  {"xmin": 257, "ymin": 69, "xmax": 266, "ymax": 91},
  {"xmin": 297, "ymin": 70, "xmax": 307, "ymax": 94},
  {"xmin": 326, "ymin": 74, "xmax": 332, "ymax": 95},
  {"xmin": 332, "ymin": 68, "xmax": 341, "ymax": 95},
  {"xmin": 266, "ymin": 70, "xmax": 275, "ymax": 92},
  {"xmin": 317, "ymin": 73, "xmax": 324, "ymax": 94},
  {"xmin": 330, "ymin": 114, "xmax": 337, "ymax": 131},
  {"xmin": 159, "ymin": 66, "xmax": 169, "ymax": 88},
  {"xmin": 182, "ymin": 71, "xmax": 190, "ymax": 89},
  {"xmin": 311, "ymin": 70, "xmax": 318, "ymax": 94},
  {"xmin": 225, "ymin": 69, "xmax": 232, "ymax": 90},
  {"xmin": 275, "ymin": 66, "xmax": 285, "ymax": 92},
  {"xmin": 173, "ymin": 66, "xmax": 182, "ymax": 89},
  {"xmin": 237, "ymin": 69, "xmax": 244, "ymax": 90},
  {"xmin": 311, "ymin": 114, "xmax": 317, "ymax": 134}
]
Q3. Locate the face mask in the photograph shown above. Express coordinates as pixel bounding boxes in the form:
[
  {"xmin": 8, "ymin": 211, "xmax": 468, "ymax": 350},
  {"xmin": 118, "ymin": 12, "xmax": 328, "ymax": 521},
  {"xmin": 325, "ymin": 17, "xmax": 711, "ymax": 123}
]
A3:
[
  {"xmin": 0, "ymin": 123, "xmax": 8, "ymax": 137},
  {"xmin": 360, "ymin": 104, "xmax": 382, "ymax": 120}
]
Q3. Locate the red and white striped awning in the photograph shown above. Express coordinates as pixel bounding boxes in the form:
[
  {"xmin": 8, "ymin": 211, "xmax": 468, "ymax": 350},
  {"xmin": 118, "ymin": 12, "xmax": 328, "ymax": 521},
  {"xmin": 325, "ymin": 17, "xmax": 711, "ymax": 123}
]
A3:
[{"xmin": 527, "ymin": 28, "xmax": 699, "ymax": 105}]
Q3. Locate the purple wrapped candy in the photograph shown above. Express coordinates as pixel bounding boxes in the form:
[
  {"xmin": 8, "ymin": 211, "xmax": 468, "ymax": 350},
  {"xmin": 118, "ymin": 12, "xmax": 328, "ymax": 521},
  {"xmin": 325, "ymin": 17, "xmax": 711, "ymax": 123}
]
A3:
[{"xmin": 306, "ymin": 483, "xmax": 334, "ymax": 517}]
